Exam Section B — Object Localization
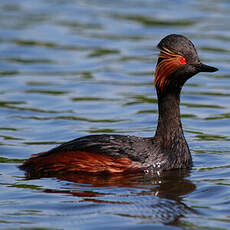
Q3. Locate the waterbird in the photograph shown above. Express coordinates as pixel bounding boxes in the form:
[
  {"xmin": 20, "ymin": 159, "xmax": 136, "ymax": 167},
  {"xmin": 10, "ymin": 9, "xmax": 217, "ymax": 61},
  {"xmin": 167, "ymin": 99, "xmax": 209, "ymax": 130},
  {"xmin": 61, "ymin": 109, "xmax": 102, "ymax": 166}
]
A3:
[{"xmin": 20, "ymin": 34, "xmax": 218, "ymax": 178}]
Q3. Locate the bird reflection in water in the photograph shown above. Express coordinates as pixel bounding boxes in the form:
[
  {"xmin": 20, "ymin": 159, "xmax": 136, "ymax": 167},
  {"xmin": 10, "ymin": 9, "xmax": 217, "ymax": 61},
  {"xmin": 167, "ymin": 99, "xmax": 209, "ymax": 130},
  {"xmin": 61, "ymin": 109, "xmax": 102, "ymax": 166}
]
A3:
[{"xmin": 25, "ymin": 169, "xmax": 197, "ymax": 226}]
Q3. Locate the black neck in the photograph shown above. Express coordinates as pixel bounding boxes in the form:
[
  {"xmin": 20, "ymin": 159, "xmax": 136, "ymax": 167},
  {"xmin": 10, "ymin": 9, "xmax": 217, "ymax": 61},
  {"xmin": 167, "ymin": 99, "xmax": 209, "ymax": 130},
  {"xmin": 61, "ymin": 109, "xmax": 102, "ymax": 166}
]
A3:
[{"xmin": 154, "ymin": 89, "xmax": 188, "ymax": 152}]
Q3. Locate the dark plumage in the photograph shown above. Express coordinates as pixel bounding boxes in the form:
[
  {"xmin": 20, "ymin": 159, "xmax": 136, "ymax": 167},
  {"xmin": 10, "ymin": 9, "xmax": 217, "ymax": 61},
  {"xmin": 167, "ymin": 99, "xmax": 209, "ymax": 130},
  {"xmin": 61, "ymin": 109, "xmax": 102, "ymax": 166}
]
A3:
[{"xmin": 20, "ymin": 34, "xmax": 218, "ymax": 178}]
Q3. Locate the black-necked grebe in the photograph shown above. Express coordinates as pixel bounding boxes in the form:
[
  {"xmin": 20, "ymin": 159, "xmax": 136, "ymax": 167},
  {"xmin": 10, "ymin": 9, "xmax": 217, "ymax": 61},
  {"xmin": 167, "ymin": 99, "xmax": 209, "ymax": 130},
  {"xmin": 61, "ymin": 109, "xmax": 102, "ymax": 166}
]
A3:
[{"xmin": 20, "ymin": 34, "xmax": 218, "ymax": 178}]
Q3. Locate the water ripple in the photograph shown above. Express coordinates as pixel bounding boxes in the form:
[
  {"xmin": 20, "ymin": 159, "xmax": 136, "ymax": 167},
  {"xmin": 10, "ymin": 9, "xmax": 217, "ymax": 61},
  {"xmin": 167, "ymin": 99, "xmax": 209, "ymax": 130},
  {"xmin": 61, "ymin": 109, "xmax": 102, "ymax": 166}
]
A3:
[{"xmin": 0, "ymin": 0, "xmax": 229, "ymax": 229}]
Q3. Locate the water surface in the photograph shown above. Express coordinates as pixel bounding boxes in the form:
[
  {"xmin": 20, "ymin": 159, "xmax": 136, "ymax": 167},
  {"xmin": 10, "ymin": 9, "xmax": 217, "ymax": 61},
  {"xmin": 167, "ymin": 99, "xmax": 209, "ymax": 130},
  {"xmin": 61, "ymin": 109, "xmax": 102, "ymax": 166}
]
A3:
[{"xmin": 0, "ymin": 0, "xmax": 230, "ymax": 229}]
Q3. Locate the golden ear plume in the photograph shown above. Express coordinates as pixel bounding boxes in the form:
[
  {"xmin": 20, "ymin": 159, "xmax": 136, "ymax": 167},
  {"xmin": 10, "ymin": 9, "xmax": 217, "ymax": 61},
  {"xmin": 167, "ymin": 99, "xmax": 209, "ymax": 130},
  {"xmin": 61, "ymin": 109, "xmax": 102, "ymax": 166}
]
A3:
[{"xmin": 154, "ymin": 48, "xmax": 186, "ymax": 92}]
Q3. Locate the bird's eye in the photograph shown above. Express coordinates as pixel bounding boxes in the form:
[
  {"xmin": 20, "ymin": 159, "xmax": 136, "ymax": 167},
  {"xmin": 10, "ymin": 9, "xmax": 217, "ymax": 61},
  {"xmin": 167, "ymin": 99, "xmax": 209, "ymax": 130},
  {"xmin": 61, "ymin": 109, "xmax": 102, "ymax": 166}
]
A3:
[{"xmin": 179, "ymin": 57, "xmax": 187, "ymax": 64}]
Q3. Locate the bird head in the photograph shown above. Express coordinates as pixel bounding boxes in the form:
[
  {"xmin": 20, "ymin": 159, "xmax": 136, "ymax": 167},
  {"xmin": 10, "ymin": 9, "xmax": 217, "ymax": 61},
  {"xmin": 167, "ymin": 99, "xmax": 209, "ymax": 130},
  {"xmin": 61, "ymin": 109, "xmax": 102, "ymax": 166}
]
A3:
[{"xmin": 155, "ymin": 34, "xmax": 218, "ymax": 94}]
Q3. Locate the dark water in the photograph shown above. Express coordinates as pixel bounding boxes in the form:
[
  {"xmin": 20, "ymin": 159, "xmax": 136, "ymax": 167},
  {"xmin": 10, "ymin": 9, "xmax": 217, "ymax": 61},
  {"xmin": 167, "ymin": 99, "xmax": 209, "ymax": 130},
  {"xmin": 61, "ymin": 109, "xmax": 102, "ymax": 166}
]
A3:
[{"xmin": 0, "ymin": 0, "xmax": 230, "ymax": 229}]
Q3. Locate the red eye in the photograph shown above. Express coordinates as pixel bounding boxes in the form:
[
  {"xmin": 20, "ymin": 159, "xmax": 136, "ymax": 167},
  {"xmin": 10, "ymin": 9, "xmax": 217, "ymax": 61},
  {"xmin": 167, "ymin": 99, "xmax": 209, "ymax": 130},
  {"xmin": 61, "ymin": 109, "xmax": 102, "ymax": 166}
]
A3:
[{"xmin": 179, "ymin": 57, "xmax": 187, "ymax": 64}]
